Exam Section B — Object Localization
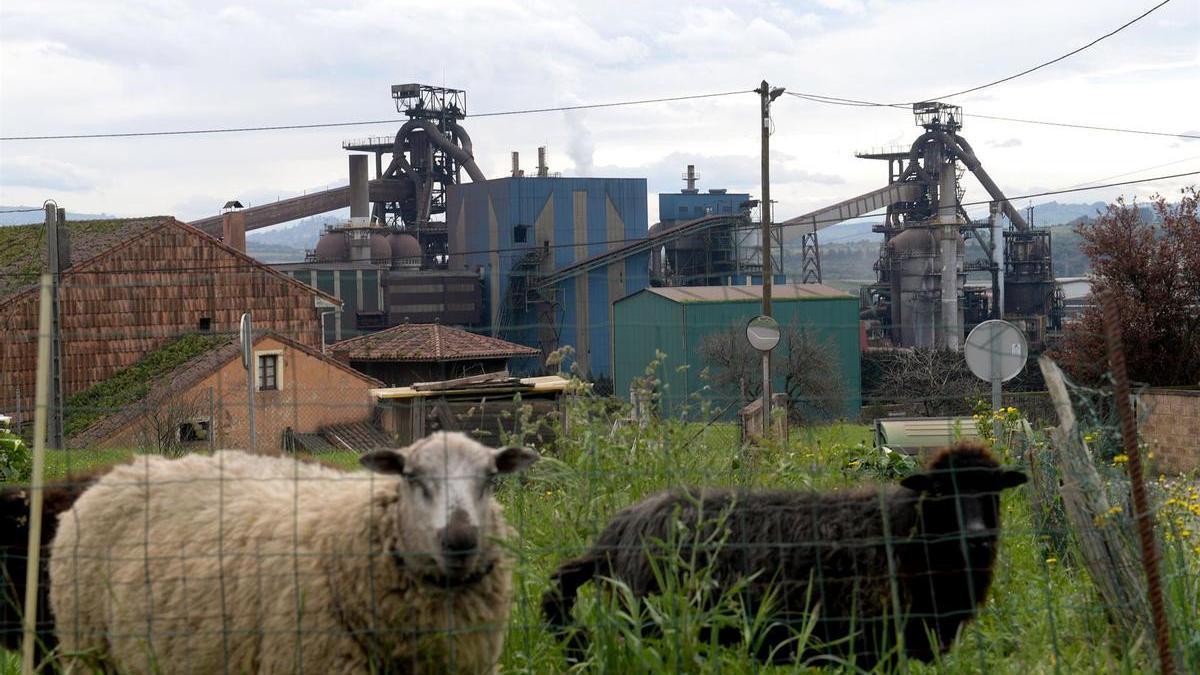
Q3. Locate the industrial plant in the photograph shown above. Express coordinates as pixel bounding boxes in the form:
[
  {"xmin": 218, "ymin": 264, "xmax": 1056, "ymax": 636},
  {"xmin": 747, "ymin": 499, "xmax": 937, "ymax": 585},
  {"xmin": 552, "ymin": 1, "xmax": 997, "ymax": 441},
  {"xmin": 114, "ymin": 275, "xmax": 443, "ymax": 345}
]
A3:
[{"xmin": 189, "ymin": 85, "xmax": 1063, "ymax": 380}]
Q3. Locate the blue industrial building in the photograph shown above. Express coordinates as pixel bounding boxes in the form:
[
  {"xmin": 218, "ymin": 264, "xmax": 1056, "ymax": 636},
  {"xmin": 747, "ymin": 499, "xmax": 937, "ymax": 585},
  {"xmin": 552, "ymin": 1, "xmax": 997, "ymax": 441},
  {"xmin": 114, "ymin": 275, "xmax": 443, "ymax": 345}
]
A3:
[
  {"xmin": 658, "ymin": 188, "xmax": 750, "ymax": 226},
  {"xmin": 447, "ymin": 176, "xmax": 650, "ymax": 380}
]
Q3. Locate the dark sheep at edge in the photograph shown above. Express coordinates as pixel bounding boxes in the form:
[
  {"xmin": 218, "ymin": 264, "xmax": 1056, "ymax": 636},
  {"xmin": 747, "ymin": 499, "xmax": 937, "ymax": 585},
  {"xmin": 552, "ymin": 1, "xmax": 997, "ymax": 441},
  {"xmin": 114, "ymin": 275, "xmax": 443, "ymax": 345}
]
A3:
[
  {"xmin": 1, "ymin": 469, "xmax": 105, "ymax": 665},
  {"xmin": 542, "ymin": 440, "xmax": 1028, "ymax": 669}
]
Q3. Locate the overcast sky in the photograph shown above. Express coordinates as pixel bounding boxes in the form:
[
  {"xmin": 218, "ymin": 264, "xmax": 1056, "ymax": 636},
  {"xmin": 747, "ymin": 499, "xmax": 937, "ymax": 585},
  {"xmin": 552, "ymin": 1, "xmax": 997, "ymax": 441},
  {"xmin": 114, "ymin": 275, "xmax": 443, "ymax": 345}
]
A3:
[{"xmin": 1, "ymin": 0, "xmax": 1197, "ymax": 232}]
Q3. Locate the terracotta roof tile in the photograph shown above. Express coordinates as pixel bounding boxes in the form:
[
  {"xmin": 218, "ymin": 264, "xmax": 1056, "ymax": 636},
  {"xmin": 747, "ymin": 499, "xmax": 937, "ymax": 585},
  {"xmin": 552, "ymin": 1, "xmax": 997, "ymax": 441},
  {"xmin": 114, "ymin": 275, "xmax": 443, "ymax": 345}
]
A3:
[{"xmin": 331, "ymin": 324, "xmax": 540, "ymax": 362}]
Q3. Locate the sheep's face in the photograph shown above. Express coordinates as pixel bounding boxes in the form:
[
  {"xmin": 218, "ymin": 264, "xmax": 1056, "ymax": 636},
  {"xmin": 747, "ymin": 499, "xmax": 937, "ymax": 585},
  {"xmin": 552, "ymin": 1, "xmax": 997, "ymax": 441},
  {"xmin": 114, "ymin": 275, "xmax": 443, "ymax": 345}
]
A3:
[
  {"xmin": 360, "ymin": 432, "xmax": 539, "ymax": 585},
  {"xmin": 900, "ymin": 464, "xmax": 1027, "ymax": 547}
]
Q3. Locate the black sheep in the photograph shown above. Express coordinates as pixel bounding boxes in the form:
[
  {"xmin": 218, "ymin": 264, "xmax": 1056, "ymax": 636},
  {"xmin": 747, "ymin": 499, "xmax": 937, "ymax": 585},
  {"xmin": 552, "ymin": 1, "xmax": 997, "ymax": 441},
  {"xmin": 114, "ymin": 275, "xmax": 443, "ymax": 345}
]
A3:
[
  {"xmin": 542, "ymin": 441, "xmax": 1027, "ymax": 669},
  {"xmin": 1, "ymin": 470, "xmax": 103, "ymax": 665}
]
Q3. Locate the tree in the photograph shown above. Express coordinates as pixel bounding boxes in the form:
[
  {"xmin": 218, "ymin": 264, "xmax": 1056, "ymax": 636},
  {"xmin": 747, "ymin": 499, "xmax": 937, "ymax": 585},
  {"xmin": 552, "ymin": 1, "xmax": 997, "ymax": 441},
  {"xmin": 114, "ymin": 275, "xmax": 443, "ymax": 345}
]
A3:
[
  {"xmin": 874, "ymin": 348, "xmax": 985, "ymax": 417},
  {"xmin": 135, "ymin": 392, "xmax": 212, "ymax": 457},
  {"xmin": 1053, "ymin": 188, "xmax": 1200, "ymax": 386},
  {"xmin": 697, "ymin": 323, "xmax": 845, "ymax": 423}
]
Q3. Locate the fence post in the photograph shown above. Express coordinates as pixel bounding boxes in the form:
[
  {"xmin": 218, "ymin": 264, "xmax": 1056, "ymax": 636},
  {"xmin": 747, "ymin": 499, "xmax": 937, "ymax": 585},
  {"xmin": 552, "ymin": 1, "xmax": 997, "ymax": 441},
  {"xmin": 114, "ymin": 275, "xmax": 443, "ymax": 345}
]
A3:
[
  {"xmin": 20, "ymin": 274, "xmax": 53, "ymax": 675},
  {"xmin": 1100, "ymin": 290, "xmax": 1175, "ymax": 674}
]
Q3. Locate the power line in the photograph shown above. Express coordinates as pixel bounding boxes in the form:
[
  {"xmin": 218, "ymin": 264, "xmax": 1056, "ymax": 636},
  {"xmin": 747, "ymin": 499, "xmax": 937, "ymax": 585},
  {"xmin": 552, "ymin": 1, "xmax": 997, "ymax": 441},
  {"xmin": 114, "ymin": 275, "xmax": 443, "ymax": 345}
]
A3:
[
  {"xmin": 3, "ymin": 169, "xmax": 1192, "ymax": 278},
  {"xmin": 0, "ymin": 90, "xmax": 751, "ymax": 142},
  {"xmin": 967, "ymin": 113, "xmax": 1199, "ymax": 140},
  {"xmin": 784, "ymin": 91, "xmax": 1198, "ymax": 141},
  {"xmin": 926, "ymin": 0, "xmax": 1173, "ymax": 101},
  {"xmin": 472, "ymin": 90, "xmax": 752, "ymax": 118}
]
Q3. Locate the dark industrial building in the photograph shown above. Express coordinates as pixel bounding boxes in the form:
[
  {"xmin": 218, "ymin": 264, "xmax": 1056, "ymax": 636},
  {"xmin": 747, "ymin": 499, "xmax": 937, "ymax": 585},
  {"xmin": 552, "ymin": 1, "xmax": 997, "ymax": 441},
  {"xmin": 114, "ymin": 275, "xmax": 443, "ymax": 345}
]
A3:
[{"xmin": 272, "ymin": 215, "xmax": 482, "ymax": 344}]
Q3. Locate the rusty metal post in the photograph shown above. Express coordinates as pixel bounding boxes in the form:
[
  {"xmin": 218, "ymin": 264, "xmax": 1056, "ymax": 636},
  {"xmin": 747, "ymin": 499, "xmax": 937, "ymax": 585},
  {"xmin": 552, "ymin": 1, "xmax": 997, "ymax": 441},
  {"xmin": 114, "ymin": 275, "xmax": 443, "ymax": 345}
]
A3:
[{"xmin": 1100, "ymin": 290, "xmax": 1175, "ymax": 675}]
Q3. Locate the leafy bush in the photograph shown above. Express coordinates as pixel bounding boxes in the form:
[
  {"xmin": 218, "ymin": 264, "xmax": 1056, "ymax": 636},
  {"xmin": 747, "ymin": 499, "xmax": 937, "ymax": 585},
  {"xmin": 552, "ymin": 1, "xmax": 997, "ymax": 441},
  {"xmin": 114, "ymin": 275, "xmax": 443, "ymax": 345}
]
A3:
[
  {"xmin": 0, "ymin": 418, "xmax": 31, "ymax": 483},
  {"xmin": 842, "ymin": 440, "xmax": 917, "ymax": 481}
]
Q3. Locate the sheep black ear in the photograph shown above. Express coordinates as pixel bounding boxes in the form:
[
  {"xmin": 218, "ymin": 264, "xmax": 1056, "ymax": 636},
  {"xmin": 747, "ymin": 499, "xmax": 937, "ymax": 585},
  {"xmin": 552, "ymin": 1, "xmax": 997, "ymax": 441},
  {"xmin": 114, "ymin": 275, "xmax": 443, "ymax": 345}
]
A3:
[
  {"xmin": 494, "ymin": 446, "xmax": 539, "ymax": 474},
  {"xmin": 900, "ymin": 473, "xmax": 933, "ymax": 493},
  {"xmin": 999, "ymin": 469, "xmax": 1028, "ymax": 489},
  {"xmin": 360, "ymin": 450, "xmax": 405, "ymax": 475}
]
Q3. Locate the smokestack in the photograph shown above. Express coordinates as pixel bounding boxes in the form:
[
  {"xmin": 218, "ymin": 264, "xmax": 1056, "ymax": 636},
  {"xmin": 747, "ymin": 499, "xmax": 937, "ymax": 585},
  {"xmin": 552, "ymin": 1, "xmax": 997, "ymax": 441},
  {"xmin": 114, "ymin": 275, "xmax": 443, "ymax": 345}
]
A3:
[
  {"xmin": 938, "ymin": 158, "xmax": 961, "ymax": 350},
  {"xmin": 511, "ymin": 151, "xmax": 520, "ymax": 177},
  {"xmin": 683, "ymin": 164, "xmax": 698, "ymax": 193},
  {"xmin": 537, "ymin": 146, "xmax": 548, "ymax": 177},
  {"xmin": 349, "ymin": 154, "xmax": 370, "ymax": 221},
  {"xmin": 221, "ymin": 211, "xmax": 246, "ymax": 253}
]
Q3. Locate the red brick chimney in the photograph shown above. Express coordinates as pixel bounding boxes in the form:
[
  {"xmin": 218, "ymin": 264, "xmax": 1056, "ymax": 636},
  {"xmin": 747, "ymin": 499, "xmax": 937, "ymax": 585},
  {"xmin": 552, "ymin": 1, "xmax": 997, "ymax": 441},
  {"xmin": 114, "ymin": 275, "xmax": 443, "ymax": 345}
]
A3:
[{"xmin": 221, "ymin": 210, "xmax": 246, "ymax": 253}]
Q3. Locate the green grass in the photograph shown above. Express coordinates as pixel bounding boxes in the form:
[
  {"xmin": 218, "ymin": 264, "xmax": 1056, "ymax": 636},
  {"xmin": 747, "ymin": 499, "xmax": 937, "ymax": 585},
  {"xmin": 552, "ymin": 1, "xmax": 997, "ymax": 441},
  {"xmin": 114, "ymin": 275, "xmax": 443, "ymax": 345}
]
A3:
[
  {"xmin": 62, "ymin": 332, "xmax": 230, "ymax": 439},
  {"xmin": 4, "ymin": 401, "xmax": 1196, "ymax": 673}
]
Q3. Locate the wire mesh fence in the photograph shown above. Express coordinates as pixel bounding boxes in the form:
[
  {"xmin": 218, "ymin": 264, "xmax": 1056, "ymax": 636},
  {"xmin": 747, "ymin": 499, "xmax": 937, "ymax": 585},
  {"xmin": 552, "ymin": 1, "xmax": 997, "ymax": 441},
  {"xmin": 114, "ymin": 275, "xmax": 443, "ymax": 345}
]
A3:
[{"xmin": 0, "ymin": 269, "xmax": 1197, "ymax": 674}]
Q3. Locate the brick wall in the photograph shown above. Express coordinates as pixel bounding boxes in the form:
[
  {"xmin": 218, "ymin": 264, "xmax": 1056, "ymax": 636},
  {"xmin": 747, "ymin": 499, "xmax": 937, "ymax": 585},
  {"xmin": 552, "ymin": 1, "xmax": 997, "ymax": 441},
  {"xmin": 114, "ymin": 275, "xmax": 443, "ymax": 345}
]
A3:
[
  {"xmin": 1138, "ymin": 389, "xmax": 1200, "ymax": 474},
  {"xmin": 99, "ymin": 335, "xmax": 379, "ymax": 453},
  {"xmin": 0, "ymin": 220, "xmax": 330, "ymax": 420}
]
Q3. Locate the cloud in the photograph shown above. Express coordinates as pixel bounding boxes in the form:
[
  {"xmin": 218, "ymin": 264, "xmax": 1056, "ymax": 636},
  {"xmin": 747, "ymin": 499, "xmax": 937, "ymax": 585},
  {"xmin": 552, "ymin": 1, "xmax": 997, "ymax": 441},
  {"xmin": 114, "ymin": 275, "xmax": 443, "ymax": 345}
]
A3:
[
  {"xmin": 0, "ymin": 157, "xmax": 93, "ymax": 192},
  {"xmin": 988, "ymin": 138, "xmax": 1023, "ymax": 148},
  {"xmin": 0, "ymin": 0, "xmax": 1194, "ymax": 220}
]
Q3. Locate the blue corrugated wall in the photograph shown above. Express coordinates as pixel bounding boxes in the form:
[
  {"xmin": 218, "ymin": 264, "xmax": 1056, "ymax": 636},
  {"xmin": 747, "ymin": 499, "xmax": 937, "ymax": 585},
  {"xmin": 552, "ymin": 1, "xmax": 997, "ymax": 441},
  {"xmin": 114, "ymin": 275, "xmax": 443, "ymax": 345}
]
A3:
[{"xmin": 448, "ymin": 177, "xmax": 649, "ymax": 379}]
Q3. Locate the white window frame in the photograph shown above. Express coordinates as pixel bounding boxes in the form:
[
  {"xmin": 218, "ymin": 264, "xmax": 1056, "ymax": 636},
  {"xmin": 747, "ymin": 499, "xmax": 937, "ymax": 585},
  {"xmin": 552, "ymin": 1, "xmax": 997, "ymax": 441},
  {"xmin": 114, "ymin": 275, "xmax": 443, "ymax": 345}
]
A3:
[{"xmin": 255, "ymin": 349, "xmax": 285, "ymax": 392}]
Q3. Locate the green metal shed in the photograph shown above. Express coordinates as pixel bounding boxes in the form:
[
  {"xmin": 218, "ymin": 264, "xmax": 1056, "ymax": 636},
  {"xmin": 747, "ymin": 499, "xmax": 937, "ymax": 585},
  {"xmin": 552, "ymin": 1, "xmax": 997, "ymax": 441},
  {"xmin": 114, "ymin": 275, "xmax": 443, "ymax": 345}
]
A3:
[{"xmin": 613, "ymin": 284, "xmax": 862, "ymax": 419}]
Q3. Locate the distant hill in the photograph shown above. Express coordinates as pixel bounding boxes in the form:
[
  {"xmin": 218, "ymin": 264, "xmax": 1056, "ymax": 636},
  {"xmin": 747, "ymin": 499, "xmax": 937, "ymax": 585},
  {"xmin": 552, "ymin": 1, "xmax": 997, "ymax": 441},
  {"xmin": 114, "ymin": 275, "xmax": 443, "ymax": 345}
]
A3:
[
  {"xmin": 0, "ymin": 207, "xmax": 112, "ymax": 226},
  {"xmin": 812, "ymin": 201, "xmax": 1116, "ymax": 244},
  {"xmin": 245, "ymin": 213, "xmax": 346, "ymax": 249}
]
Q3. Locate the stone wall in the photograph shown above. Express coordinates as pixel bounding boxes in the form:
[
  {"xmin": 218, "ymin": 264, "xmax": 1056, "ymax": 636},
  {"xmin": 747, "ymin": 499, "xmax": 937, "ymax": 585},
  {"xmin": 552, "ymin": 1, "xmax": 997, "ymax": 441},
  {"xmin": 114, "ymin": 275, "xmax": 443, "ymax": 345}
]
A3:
[{"xmin": 1138, "ymin": 389, "xmax": 1200, "ymax": 474}]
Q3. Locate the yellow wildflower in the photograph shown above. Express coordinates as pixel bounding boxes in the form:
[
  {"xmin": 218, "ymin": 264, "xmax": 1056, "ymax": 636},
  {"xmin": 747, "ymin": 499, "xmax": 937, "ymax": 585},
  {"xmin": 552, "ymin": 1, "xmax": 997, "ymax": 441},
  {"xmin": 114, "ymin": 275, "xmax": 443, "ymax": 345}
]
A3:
[{"xmin": 1112, "ymin": 454, "xmax": 1129, "ymax": 465}]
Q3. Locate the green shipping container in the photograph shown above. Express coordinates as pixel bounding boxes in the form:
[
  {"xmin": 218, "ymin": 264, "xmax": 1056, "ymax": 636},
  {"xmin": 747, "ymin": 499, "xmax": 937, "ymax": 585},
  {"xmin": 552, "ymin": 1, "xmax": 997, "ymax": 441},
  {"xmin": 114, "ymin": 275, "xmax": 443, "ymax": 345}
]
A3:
[{"xmin": 613, "ymin": 285, "xmax": 862, "ymax": 419}]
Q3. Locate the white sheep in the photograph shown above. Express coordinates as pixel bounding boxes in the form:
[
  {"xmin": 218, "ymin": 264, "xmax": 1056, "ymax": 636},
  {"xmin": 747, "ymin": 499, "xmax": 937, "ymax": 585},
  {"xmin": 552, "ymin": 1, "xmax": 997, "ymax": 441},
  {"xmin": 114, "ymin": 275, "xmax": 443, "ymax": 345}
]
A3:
[{"xmin": 48, "ymin": 431, "xmax": 538, "ymax": 674}]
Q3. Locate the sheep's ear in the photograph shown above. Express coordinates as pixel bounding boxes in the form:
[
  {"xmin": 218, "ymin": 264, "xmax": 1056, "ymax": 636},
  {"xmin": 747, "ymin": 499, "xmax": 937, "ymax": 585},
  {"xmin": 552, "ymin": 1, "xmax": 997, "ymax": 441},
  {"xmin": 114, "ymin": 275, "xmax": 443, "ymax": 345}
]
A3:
[
  {"xmin": 360, "ymin": 450, "xmax": 405, "ymax": 475},
  {"xmin": 900, "ymin": 472, "xmax": 933, "ymax": 493},
  {"xmin": 494, "ymin": 446, "xmax": 539, "ymax": 474},
  {"xmin": 999, "ymin": 469, "xmax": 1028, "ymax": 489}
]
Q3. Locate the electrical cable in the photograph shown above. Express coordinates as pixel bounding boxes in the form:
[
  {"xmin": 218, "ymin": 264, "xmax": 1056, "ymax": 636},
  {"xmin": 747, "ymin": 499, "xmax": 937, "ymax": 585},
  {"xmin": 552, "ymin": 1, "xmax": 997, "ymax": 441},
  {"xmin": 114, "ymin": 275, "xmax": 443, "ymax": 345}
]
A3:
[
  {"xmin": 784, "ymin": 91, "xmax": 1198, "ymax": 141},
  {"xmin": 0, "ymin": 90, "xmax": 752, "ymax": 142},
  {"xmin": 924, "ymin": 0, "xmax": 1173, "ymax": 102},
  {"xmin": 966, "ymin": 113, "xmax": 1199, "ymax": 140}
]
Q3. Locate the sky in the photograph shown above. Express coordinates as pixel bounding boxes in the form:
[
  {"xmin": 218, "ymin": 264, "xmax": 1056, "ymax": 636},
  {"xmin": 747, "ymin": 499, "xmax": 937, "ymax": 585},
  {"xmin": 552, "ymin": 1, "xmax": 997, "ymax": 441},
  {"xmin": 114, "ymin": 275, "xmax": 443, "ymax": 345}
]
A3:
[{"xmin": 1, "ymin": 0, "xmax": 1197, "ymax": 235}]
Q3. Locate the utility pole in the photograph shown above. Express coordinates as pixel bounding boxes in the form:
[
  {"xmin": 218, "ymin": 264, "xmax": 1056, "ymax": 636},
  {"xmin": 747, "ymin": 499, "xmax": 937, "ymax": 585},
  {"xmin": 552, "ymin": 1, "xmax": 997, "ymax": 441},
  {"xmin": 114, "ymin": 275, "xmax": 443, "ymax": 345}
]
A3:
[
  {"xmin": 44, "ymin": 203, "xmax": 65, "ymax": 450},
  {"xmin": 755, "ymin": 80, "xmax": 785, "ymax": 435}
]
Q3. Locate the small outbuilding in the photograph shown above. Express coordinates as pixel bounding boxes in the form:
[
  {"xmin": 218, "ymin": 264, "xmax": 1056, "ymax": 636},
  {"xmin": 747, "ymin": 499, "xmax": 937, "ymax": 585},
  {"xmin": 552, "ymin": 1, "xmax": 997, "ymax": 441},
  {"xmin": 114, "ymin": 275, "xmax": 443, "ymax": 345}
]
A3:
[
  {"xmin": 330, "ymin": 323, "xmax": 541, "ymax": 387},
  {"xmin": 613, "ymin": 284, "xmax": 862, "ymax": 419},
  {"xmin": 68, "ymin": 331, "xmax": 385, "ymax": 454}
]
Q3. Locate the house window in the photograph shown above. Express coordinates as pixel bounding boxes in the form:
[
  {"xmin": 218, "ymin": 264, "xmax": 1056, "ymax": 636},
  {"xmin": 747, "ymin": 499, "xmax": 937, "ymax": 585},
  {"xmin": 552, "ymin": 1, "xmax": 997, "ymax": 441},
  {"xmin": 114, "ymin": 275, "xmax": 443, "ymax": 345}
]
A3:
[
  {"xmin": 197, "ymin": 317, "xmax": 212, "ymax": 331},
  {"xmin": 513, "ymin": 224, "xmax": 528, "ymax": 243},
  {"xmin": 257, "ymin": 354, "xmax": 279, "ymax": 391},
  {"xmin": 178, "ymin": 419, "xmax": 210, "ymax": 443}
]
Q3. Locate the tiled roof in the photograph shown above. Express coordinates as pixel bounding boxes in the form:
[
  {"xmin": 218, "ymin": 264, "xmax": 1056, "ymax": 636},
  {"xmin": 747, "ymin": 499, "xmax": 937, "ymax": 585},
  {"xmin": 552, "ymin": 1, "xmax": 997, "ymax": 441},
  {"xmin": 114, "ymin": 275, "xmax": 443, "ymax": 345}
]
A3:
[
  {"xmin": 0, "ymin": 217, "xmax": 171, "ymax": 299},
  {"xmin": 331, "ymin": 324, "xmax": 540, "ymax": 362},
  {"xmin": 70, "ymin": 331, "xmax": 384, "ymax": 448},
  {"xmin": 0, "ymin": 216, "xmax": 340, "ymax": 307},
  {"xmin": 635, "ymin": 283, "xmax": 852, "ymax": 304}
]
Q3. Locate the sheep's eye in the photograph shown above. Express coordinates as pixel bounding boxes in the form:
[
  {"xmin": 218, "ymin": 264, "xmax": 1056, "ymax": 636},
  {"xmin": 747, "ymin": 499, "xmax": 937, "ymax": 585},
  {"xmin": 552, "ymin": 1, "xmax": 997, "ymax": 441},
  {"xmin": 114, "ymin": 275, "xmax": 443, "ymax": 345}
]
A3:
[
  {"xmin": 480, "ymin": 473, "xmax": 498, "ymax": 497},
  {"xmin": 404, "ymin": 475, "xmax": 433, "ymax": 500}
]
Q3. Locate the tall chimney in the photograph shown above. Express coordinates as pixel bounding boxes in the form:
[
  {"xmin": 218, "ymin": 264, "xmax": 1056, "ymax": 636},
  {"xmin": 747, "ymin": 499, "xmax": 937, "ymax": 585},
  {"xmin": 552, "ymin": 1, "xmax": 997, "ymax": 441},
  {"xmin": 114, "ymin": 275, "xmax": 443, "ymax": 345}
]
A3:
[
  {"xmin": 537, "ymin": 146, "xmax": 548, "ymax": 177},
  {"xmin": 349, "ymin": 154, "xmax": 370, "ymax": 221},
  {"xmin": 511, "ymin": 151, "xmax": 520, "ymax": 177},
  {"xmin": 221, "ymin": 211, "xmax": 246, "ymax": 253},
  {"xmin": 683, "ymin": 164, "xmax": 699, "ymax": 193}
]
